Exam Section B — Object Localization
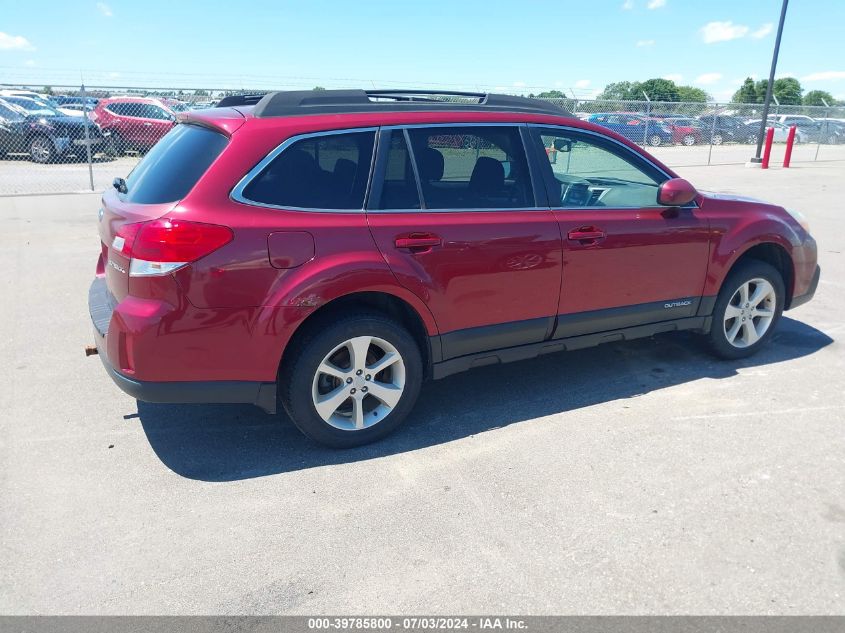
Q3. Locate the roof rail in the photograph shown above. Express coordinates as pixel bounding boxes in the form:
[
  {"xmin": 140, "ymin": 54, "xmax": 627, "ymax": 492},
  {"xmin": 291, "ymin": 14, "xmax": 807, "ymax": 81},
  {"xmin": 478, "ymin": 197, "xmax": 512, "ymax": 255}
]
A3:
[
  {"xmin": 216, "ymin": 93, "xmax": 267, "ymax": 108},
  {"xmin": 249, "ymin": 89, "xmax": 571, "ymax": 118}
]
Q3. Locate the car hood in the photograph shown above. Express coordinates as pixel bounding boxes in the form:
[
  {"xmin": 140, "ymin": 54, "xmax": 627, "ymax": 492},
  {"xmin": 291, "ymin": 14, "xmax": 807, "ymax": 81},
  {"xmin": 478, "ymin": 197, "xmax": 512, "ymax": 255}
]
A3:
[{"xmin": 25, "ymin": 114, "xmax": 90, "ymax": 127}]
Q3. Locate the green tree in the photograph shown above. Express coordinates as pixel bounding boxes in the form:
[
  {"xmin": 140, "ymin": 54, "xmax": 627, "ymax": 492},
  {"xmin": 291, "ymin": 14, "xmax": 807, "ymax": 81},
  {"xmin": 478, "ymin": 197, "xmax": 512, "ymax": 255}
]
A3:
[
  {"xmin": 803, "ymin": 89, "xmax": 834, "ymax": 106},
  {"xmin": 639, "ymin": 78, "xmax": 679, "ymax": 101},
  {"xmin": 312, "ymin": 86, "xmax": 326, "ymax": 91},
  {"xmin": 598, "ymin": 81, "xmax": 640, "ymax": 100},
  {"xmin": 732, "ymin": 77, "xmax": 759, "ymax": 104},
  {"xmin": 676, "ymin": 85, "xmax": 710, "ymax": 102},
  {"xmin": 752, "ymin": 77, "xmax": 803, "ymax": 105},
  {"xmin": 42, "ymin": 85, "xmax": 53, "ymax": 95},
  {"xmin": 535, "ymin": 90, "xmax": 566, "ymax": 99},
  {"xmin": 773, "ymin": 77, "xmax": 802, "ymax": 105},
  {"xmin": 193, "ymin": 89, "xmax": 209, "ymax": 96}
]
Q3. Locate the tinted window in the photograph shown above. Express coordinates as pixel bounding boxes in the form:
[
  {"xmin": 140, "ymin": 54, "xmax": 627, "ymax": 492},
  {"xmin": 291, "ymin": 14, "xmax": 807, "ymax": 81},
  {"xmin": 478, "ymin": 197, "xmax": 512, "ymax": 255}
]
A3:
[
  {"xmin": 532, "ymin": 127, "xmax": 661, "ymax": 208},
  {"xmin": 406, "ymin": 126, "xmax": 533, "ymax": 209},
  {"xmin": 123, "ymin": 124, "xmax": 228, "ymax": 204},
  {"xmin": 106, "ymin": 103, "xmax": 129, "ymax": 116},
  {"xmin": 241, "ymin": 131, "xmax": 375, "ymax": 209},
  {"xmin": 376, "ymin": 131, "xmax": 421, "ymax": 210}
]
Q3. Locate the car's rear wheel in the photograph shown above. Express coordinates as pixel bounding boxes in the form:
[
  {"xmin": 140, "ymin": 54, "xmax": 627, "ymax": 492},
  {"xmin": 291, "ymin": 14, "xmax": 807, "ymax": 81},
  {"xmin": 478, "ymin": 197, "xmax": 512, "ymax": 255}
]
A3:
[
  {"xmin": 106, "ymin": 133, "xmax": 125, "ymax": 157},
  {"xmin": 707, "ymin": 260, "xmax": 785, "ymax": 360},
  {"xmin": 648, "ymin": 134, "xmax": 663, "ymax": 146},
  {"xmin": 29, "ymin": 135, "xmax": 55, "ymax": 164},
  {"xmin": 827, "ymin": 134, "xmax": 838, "ymax": 145},
  {"xmin": 280, "ymin": 312, "xmax": 423, "ymax": 447},
  {"xmin": 711, "ymin": 134, "xmax": 724, "ymax": 145},
  {"xmin": 682, "ymin": 134, "xmax": 696, "ymax": 146}
]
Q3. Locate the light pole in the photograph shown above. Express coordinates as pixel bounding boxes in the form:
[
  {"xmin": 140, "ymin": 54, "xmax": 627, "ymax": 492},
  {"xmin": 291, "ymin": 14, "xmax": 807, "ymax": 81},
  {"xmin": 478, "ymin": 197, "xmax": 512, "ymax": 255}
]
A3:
[{"xmin": 751, "ymin": 0, "xmax": 789, "ymax": 163}]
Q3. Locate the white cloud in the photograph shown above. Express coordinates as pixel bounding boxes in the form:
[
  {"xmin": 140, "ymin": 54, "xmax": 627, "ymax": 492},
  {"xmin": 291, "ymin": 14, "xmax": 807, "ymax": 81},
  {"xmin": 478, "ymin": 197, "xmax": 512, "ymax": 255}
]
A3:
[
  {"xmin": 0, "ymin": 32, "xmax": 35, "ymax": 51},
  {"xmin": 695, "ymin": 72, "xmax": 723, "ymax": 85},
  {"xmin": 700, "ymin": 21, "xmax": 749, "ymax": 43},
  {"xmin": 622, "ymin": 0, "xmax": 634, "ymax": 8},
  {"xmin": 802, "ymin": 71, "xmax": 845, "ymax": 82},
  {"xmin": 662, "ymin": 73, "xmax": 683, "ymax": 83},
  {"xmin": 513, "ymin": 81, "xmax": 526, "ymax": 88},
  {"xmin": 24, "ymin": 59, "xmax": 36, "ymax": 67},
  {"xmin": 107, "ymin": 71, "xmax": 121, "ymax": 79},
  {"xmin": 751, "ymin": 23, "xmax": 773, "ymax": 39},
  {"xmin": 647, "ymin": 0, "xmax": 666, "ymax": 8},
  {"xmin": 636, "ymin": 39, "xmax": 655, "ymax": 47},
  {"xmin": 574, "ymin": 79, "xmax": 591, "ymax": 89},
  {"xmin": 97, "ymin": 2, "xmax": 113, "ymax": 17}
]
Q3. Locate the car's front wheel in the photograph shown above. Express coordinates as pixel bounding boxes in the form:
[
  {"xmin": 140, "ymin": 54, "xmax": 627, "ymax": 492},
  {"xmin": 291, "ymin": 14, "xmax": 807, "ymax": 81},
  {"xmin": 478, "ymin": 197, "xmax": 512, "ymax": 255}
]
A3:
[
  {"xmin": 707, "ymin": 260, "xmax": 785, "ymax": 360},
  {"xmin": 682, "ymin": 134, "xmax": 696, "ymax": 146},
  {"xmin": 648, "ymin": 134, "xmax": 663, "ymax": 146},
  {"xmin": 280, "ymin": 312, "xmax": 423, "ymax": 447},
  {"xmin": 711, "ymin": 134, "xmax": 724, "ymax": 145},
  {"xmin": 29, "ymin": 135, "xmax": 55, "ymax": 163}
]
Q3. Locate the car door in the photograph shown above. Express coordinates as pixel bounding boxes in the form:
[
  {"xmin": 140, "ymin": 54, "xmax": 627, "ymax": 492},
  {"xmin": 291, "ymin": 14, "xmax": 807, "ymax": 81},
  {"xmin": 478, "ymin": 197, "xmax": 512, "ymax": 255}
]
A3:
[
  {"xmin": 528, "ymin": 125, "xmax": 710, "ymax": 339},
  {"xmin": 366, "ymin": 125, "xmax": 562, "ymax": 360}
]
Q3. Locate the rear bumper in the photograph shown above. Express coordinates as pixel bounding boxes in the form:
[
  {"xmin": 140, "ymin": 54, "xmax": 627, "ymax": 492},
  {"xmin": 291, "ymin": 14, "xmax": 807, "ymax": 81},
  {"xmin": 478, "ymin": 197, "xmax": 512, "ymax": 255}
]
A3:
[
  {"xmin": 89, "ymin": 276, "xmax": 277, "ymax": 413},
  {"xmin": 788, "ymin": 264, "xmax": 820, "ymax": 310}
]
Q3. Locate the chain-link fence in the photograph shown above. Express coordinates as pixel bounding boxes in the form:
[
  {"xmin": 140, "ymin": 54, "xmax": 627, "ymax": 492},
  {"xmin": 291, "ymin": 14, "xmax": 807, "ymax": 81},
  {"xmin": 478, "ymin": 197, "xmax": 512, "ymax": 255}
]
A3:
[{"xmin": 1, "ymin": 83, "xmax": 844, "ymax": 196}]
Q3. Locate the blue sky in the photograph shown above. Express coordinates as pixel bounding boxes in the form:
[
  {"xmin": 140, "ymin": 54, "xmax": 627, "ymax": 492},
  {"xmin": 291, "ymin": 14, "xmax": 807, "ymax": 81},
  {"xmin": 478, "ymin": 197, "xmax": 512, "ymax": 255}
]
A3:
[{"xmin": 1, "ymin": 0, "xmax": 844, "ymax": 101}]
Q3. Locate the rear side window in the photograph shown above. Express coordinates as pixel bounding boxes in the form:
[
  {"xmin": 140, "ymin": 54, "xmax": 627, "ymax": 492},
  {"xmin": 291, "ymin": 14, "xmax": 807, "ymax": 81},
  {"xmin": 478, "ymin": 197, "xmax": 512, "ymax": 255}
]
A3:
[
  {"xmin": 241, "ymin": 131, "xmax": 376, "ymax": 210},
  {"xmin": 405, "ymin": 126, "xmax": 533, "ymax": 210},
  {"xmin": 123, "ymin": 124, "xmax": 228, "ymax": 204}
]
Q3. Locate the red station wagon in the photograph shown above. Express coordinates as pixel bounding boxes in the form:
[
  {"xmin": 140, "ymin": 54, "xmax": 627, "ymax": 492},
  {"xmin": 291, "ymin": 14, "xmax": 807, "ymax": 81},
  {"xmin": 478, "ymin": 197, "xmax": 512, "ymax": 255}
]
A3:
[{"xmin": 88, "ymin": 90, "xmax": 820, "ymax": 447}]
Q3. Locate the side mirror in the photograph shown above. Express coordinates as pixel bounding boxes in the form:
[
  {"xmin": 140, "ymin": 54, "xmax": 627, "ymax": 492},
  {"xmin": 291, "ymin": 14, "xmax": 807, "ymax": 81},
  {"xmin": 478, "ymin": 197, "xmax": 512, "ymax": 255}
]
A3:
[
  {"xmin": 657, "ymin": 177, "xmax": 697, "ymax": 206},
  {"xmin": 553, "ymin": 139, "xmax": 572, "ymax": 152}
]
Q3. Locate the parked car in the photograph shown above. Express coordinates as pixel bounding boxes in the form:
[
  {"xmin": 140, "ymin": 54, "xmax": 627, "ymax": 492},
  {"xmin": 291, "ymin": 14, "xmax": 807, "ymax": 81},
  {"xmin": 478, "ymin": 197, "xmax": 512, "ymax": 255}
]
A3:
[
  {"xmin": 157, "ymin": 98, "xmax": 190, "ymax": 113},
  {"xmin": 51, "ymin": 95, "xmax": 99, "ymax": 108},
  {"xmin": 815, "ymin": 119, "xmax": 845, "ymax": 144},
  {"xmin": 663, "ymin": 117, "xmax": 705, "ymax": 146},
  {"xmin": 0, "ymin": 97, "xmax": 107, "ymax": 163},
  {"xmin": 696, "ymin": 115, "xmax": 759, "ymax": 145},
  {"xmin": 586, "ymin": 113, "xmax": 674, "ymax": 146},
  {"xmin": 89, "ymin": 97, "xmax": 177, "ymax": 154},
  {"xmin": 746, "ymin": 120, "xmax": 809, "ymax": 143},
  {"xmin": 0, "ymin": 90, "xmax": 82, "ymax": 117},
  {"xmin": 88, "ymin": 89, "xmax": 819, "ymax": 447}
]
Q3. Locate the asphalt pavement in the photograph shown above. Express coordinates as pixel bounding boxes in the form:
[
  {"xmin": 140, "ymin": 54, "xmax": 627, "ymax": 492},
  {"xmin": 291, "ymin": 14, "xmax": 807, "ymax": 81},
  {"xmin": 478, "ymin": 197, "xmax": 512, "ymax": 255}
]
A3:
[{"xmin": 0, "ymin": 162, "xmax": 842, "ymax": 614}]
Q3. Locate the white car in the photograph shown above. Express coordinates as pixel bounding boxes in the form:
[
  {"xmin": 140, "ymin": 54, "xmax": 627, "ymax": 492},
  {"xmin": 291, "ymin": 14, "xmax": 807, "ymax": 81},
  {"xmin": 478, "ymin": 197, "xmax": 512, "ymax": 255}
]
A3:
[
  {"xmin": 0, "ymin": 90, "xmax": 82, "ymax": 117},
  {"xmin": 746, "ymin": 120, "xmax": 808, "ymax": 143}
]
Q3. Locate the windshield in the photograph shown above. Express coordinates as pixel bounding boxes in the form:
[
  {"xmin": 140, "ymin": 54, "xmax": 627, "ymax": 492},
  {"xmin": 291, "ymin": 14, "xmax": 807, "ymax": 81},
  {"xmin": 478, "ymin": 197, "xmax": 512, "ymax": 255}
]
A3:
[{"xmin": 4, "ymin": 96, "xmax": 61, "ymax": 117}]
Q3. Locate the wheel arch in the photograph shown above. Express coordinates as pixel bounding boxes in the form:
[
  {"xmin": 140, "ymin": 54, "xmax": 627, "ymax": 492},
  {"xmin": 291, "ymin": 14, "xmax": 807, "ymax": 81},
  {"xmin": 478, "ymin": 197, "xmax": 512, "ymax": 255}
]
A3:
[
  {"xmin": 279, "ymin": 290, "xmax": 439, "ymax": 378},
  {"xmin": 722, "ymin": 241, "xmax": 795, "ymax": 307}
]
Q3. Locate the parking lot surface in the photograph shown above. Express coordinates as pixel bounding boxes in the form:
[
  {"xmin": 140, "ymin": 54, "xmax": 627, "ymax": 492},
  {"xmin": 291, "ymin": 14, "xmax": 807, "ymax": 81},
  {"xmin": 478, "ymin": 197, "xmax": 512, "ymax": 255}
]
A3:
[{"xmin": 1, "ymin": 163, "xmax": 843, "ymax": 614}]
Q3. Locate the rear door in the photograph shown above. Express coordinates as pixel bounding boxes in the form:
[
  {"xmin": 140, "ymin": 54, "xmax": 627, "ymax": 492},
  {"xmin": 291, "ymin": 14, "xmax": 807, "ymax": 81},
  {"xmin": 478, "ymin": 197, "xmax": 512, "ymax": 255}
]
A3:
[
  {"xmin": 366, "ymin": 125, "xmax": 562, "ymax": 360},
  {"xmin": 528, "ymin": 125, "xmax": 710, "ymax": 338}
]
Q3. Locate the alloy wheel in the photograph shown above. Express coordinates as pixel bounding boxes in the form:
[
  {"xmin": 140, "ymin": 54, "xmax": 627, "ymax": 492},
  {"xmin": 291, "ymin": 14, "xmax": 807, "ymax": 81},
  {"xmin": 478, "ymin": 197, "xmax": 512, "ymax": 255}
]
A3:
[
  {"xmin": 682, "ymin": 135, "xmax": 696, "ymax": 146},
  {"xmin": 723, "ymin": 278, "xmax": 777, "ymax": 348},
  {"xmin": 311, "ymin": 335, "xmax": 406, "ymax": 431},
  {"xmin": 30, "ymin": 137, "xmax": 52, "ymax": 163}
]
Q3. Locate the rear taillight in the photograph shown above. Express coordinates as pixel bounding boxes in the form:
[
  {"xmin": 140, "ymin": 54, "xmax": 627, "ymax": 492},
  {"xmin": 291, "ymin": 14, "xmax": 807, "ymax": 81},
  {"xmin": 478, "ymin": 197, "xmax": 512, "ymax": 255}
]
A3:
[{"xmin": 114, "ymin": 218, "xmax": 233, "ymax": 277}]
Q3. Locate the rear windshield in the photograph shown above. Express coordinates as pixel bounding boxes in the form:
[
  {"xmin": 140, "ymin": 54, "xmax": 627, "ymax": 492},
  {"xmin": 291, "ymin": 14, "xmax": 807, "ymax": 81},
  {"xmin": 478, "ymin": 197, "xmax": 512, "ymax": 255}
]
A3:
[{"xmin": 123, "ymin": 124, "xmax": 228, "ymax": 204}]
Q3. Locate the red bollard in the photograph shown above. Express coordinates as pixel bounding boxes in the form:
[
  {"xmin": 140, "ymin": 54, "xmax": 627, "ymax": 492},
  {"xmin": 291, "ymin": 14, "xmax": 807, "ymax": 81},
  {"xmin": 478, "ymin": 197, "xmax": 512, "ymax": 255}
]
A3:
[
  {"xmin": 761, "ymin": 126, "xmax": 775, "ymax": 169},
  {"xmin": 783, "ymin": 125, "xmax": 797, "ymax": 168}
]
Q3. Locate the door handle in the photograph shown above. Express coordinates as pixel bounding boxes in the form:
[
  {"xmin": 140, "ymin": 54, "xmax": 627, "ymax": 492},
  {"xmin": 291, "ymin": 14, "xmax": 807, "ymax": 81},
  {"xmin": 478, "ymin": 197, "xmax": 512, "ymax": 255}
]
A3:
[
  {"xmin": 395, "ymin": 233, "xmax": 442, "ymax": 252},
  {"xmin": 567, "ymin": 227, "xmax": 606, "ymax": 242}
]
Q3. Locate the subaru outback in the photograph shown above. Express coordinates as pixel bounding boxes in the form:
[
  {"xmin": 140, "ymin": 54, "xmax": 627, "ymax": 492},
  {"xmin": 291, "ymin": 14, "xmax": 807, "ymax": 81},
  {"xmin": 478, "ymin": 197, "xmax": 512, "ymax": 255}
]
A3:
[{"xmin": 88, "ymin": 89, "xmax": 819, "ymax": 447}]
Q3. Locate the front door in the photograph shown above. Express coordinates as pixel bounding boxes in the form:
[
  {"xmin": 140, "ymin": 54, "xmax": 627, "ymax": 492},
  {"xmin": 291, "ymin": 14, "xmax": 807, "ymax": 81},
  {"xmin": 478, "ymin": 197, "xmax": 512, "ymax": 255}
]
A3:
[
  {"xmin": 529, "ymin": 126, "xmax": 711, "ymax": 339},
  {"xmin": 366, "ymin": 125, "xmax": 562, "ymax": 360}
]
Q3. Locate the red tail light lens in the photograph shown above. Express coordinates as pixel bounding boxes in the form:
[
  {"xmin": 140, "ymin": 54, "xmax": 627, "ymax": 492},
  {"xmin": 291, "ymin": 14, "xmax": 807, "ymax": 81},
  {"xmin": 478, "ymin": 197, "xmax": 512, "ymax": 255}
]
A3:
[
  {"xmin": 113, "ymin": 218, "xmax": 233, "ymax": 276},
  {"xmin": 131, "ymin": 218, "xmax": 233, "ymax": 262}
]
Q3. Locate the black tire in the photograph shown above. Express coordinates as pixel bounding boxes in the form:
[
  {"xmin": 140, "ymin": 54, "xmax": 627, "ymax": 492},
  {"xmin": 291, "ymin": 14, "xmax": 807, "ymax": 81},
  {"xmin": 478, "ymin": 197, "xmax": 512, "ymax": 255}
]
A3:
[
  {"xmin": 711, "ymin": 134, "xmax": 724, "ymax": 146},
  {"xmin": 707, "ymin": 260, "xmax": 785, "ymax": 360},
  {"xmin": 648, "ymin": 134, "xmax": 663, "ymax": 147},
  {"xmin": 106, "ymin": 133, "xmax": 125, "ymax": 157},
  {"xmin": 682, "ymin": 134, "xmax": 696, "ymax": 146},
  {"xmin": 279, "ymin": 312, "xmax": 423, "ymax": 448},
  {"xmin": 29, "ymin": 135, "xmax": 55, "ymax": 164}
]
